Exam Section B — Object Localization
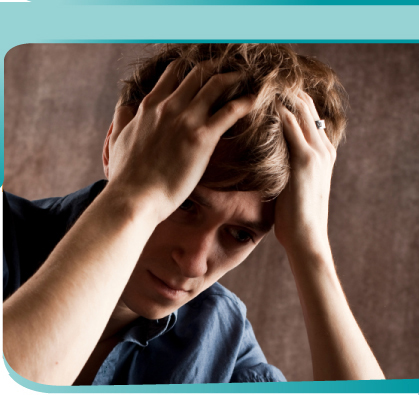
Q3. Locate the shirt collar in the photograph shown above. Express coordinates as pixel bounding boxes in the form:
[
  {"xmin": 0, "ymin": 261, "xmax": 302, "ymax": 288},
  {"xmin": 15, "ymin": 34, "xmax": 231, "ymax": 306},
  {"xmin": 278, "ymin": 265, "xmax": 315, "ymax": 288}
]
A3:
[{"xmin": 121, "ymin": 310, "xmax": 178, "ymax": 347}]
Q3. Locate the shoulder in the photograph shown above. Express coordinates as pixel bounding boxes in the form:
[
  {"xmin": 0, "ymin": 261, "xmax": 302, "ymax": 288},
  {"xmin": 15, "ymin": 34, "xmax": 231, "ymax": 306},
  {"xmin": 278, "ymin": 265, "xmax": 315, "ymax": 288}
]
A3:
[
  {"xmin": 3, "ymin": 180, "xmax": 107, "ymax": 297},
  {"xmin": 4, "ymin": 179, "xmax": 107, "ymax": 219},
  {"xmin": 4, "ymin": 180, "xmax": 107, "ymax": 245},
  {"xmin": 4, "ymin": 190, "xmax": 60, "ymax": 220}
]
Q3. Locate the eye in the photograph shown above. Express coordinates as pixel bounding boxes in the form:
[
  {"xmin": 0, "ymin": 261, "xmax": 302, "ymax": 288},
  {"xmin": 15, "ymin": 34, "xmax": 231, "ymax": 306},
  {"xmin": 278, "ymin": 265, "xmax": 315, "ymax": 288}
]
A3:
[
  {"xmin": 179, "ymin": 199, "xmax": 194, "ymax": 211},
  {"xmin": 228, "ymin": 228, "xmax": 254, "ymax": 244}
]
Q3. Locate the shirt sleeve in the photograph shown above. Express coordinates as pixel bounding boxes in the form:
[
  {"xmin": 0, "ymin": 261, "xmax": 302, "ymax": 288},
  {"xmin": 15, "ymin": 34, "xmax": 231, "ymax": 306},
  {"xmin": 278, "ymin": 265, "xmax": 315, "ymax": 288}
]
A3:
[
  {"xmin": 3, "ymin": 191, "xmax": 22, "ymax": 300},
  {"xmin": 230, "ymin": 362, "xmax": 286, "ymax": 383},
  {"xmin": 3, "ymin": 250, "xmax": 9, "ymax": 292},
  {"xmin": 230, "ymin": 318, "xmax": 286, "ymax": 383}
]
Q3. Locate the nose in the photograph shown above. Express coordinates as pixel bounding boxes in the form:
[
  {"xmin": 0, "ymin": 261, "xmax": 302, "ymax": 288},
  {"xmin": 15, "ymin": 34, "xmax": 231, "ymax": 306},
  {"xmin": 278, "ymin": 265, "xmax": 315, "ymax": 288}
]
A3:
[{"xmin": 171, "ymin": 230, "xmax": 214, "ymax": 278}]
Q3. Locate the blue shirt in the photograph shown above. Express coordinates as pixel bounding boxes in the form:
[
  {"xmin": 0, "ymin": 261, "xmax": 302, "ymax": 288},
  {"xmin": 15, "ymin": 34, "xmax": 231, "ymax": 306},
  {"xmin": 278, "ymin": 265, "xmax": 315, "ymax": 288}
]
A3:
[{"xmin": 3, "ymin": 181, "xmax": 286, "ymax": 384}]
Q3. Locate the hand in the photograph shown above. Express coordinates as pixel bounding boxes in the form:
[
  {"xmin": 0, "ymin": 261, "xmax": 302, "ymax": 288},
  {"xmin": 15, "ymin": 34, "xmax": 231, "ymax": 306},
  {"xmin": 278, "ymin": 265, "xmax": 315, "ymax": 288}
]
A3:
[
  {"xmin": 274, "ymin": 92, "xmax": 337, "ymax": 256},
  {"xmin": 105, "ymin": 60, "xmax": 255, "ymax": 222}
]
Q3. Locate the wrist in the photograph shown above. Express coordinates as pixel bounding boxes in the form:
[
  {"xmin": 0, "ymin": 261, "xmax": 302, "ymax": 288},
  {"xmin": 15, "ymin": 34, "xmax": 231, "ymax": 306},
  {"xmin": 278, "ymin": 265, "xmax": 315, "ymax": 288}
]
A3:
[
  {"xmin": 285, "ymin": 237, "xmax": 335, "ymax": 275},
  {"xmin": 281, "ymin": 228, "xmax": 330, "ymax": 258},
  {"xmin": 99, "ymin": 181, "xmax": 164, "ymax": 230}
]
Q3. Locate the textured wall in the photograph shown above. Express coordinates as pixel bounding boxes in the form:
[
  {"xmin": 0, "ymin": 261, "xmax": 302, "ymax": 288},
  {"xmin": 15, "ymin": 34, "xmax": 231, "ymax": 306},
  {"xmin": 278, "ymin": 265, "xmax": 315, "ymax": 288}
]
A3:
[{"xmin": 4, "ymin": 44, "xmax": 419, "ymax": 381}]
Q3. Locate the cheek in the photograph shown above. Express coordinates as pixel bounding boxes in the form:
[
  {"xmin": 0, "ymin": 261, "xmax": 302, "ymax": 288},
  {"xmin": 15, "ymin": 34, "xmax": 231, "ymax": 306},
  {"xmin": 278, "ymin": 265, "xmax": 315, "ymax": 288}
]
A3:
[
  {"xmin": 139, "ymin": 221, "xmax": 174, "ymax": 257},
  {"xmin": 205, "ymin": 248, "xmax": 253, "ymax": 284},
  {"xmin": 218, "ymin": 241, "xmax": 261, "ymax": 275}
]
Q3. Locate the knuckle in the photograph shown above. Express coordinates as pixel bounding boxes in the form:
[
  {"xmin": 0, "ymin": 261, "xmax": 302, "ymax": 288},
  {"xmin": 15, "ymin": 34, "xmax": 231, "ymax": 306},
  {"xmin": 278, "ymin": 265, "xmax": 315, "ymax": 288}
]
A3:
[
  {"xmin": 141, "ymin": 93, "xmax": 157, "ymax": 109},
  {"xmin": 299, "ymin": 99, "xmax": 310, "ymax": 113},
  {"xmin": 158, "ymin": 99, "xmax": 178, "ymax": 117},
  {"xmin": 184, "ymin": 125, "xmax": 207, "ymax": 146},
  {"xmin": 178, "ymin": 112, "xmax": 199, "ymax": 132},
  {"xmin": 209, "ymin": 73, "xmax": 224, "ymax": 87},
  {"xmin": 224, "ymin": 101, "xmax": 240, "ymax": 116},
  {"xmin": 318, "ymin": 147, "xmax": 330, "ymax": 161},
  {"xmin": 301, "ymin": 91, "xmax": 314, "ymax": 103},
  {"xmin": 299, "ymin": 149, "xmax": 315, "ymax": 166},
  {"xmin": 295, "ymin": 96, "xmax": 312, "ymax": 116},
  {"xmin": 318, "ymin": 145, "xmax": 336, "ymax": 165},
  {"xmin": 283, "ymin": 111, "xmax": 298, "ymax": 126},
  {"xmin": 313, "ymin": 148, "xmax": 326, "ymax": 163}
]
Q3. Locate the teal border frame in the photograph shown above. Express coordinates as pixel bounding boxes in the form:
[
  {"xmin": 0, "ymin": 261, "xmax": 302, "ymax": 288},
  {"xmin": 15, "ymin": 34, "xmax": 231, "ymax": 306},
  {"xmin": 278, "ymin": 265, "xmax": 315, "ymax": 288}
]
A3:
[
  {"xmin": 22, "ymin": 0, "xmax": 419, "ymax": 5},
  {"xmin": 2, "ymin": 3, "xmax": 419, "ymax": 394},
  {"xmin": 2, "ymin": 4, "xmax": 419, "ymax": 185},
  {"xmin": 4, "ymin": 359, "xmax": 419, "ymax": 392}
]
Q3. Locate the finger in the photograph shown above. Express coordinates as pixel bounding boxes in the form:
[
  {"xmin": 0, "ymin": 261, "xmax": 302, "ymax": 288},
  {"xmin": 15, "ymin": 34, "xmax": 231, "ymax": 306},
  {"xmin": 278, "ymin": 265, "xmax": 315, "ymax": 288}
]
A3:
[
  {"xmin": 298, "ymin": 91, "xmax": 320, "ymax": 120},
  {"xmin": 298, "ymin": 91, "xmax": 335, "ymax": 151},
  {"xmin": 276, "ymin": 101, "xmax": 309, "ymax": 153},
  {"xmin": 189, "ymin": 71, "xmax": 242, "ymax": 120},
  {"xmin": 205, "ymin": 94, "xmax": 256, "ymax": 138},
  {"xmin": 294, "ymin": 93, "xmax": 325, "ymax": 149},
  {"xmin": 170, "ymin": 59, "xmax": 219, "ymax": 107},
  {"xmin": 148, "ymin": 58, "xmax": 184, "ymax": 102}
]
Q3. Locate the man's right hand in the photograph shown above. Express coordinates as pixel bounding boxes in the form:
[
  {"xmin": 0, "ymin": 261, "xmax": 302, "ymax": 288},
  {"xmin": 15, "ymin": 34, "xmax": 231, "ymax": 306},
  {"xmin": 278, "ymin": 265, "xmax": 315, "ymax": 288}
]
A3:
[
  {"xmin": 3, "ymin": 59, "xmax": 255, "ymax": 386},
  {"xmin": 105, "ymin": 60, "xmax": 255, "ymax": 222}
]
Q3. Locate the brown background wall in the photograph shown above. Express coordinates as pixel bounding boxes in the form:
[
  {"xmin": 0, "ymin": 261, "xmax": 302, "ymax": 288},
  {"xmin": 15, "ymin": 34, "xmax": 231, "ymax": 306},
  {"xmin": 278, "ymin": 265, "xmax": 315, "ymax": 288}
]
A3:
[{"xmin": 4, "ymin": 44, "xmax": 419, "ymax": 381}]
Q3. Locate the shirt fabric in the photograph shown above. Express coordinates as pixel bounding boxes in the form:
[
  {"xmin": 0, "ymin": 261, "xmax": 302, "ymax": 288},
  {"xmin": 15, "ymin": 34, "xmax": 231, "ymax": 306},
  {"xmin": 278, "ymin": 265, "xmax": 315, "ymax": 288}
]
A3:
[{"xmin": 3, "ymin": 181, "xmax": 286, "ymax": 384}]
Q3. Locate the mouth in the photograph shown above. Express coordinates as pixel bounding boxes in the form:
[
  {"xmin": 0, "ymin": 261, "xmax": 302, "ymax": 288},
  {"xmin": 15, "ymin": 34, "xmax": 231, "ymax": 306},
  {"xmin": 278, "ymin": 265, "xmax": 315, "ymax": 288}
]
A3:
[{"xmin": 147, "ymin": 270, "xmax": 190, "ymax": 301}]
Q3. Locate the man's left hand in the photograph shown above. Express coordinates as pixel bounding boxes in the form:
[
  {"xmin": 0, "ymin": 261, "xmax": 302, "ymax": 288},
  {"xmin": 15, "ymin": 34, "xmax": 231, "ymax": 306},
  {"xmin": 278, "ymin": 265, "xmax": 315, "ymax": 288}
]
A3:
[{"xmin": 274, "ymin": 92, "xmax": 336, "ymax": 258}]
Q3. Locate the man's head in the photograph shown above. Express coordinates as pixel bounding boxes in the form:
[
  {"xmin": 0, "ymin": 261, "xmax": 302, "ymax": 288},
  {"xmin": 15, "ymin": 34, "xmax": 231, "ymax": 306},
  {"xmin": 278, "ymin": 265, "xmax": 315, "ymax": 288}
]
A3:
[
  {"xmin": 105, "ymin": 44, "xmax": 348, "ymax": 320},
  {"xmin": 119, "ymin": 43, "xmax": 348, "ymax": 199}
]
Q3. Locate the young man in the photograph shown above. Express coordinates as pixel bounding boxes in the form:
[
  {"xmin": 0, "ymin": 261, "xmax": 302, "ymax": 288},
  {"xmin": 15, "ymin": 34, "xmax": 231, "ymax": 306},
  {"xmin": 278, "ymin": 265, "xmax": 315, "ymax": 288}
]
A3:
[{"xmin": 3, "ymin": 44, "xmax": 385, "ymax": 385}]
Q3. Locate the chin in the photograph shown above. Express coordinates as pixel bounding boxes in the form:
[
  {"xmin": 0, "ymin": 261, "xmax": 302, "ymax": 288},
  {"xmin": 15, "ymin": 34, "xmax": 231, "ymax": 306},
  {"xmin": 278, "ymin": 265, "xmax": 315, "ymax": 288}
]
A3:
[
  {"xmin": 122, "ymin": 293, "xmax": 176, "ymax": 320},
  {"xmin": 141, "ymin": 310, "xmax": 171, "ymax": 320},
  {"xmin": 138, "ymin": 305, "xmax": 176, "ymax": 320}
]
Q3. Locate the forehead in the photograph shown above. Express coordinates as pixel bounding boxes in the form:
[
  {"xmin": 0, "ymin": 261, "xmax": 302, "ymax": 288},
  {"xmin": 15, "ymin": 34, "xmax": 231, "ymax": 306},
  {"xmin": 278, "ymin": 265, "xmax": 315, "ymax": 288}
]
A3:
[{"xmin": 191, "ymin": 186, "xmax": 275, "ymax": 233}]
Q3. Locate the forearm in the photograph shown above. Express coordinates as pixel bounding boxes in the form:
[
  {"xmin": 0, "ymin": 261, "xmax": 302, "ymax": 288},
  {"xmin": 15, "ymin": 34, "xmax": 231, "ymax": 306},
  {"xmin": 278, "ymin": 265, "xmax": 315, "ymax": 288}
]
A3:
[
  {"xmin": 3, "ymin": 184, "xmax": 159, "ymax": 385},
  {"xmin": 287, "ymin": 244, "xmax": 385, "ymax": 381}
]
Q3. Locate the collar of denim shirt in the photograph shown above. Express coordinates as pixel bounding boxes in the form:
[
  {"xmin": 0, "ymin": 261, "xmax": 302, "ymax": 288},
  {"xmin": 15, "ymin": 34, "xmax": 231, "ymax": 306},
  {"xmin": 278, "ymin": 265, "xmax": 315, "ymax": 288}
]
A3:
[{"xmin": 120, "ymin": 310, "xmax": 178, "ymax": 347}]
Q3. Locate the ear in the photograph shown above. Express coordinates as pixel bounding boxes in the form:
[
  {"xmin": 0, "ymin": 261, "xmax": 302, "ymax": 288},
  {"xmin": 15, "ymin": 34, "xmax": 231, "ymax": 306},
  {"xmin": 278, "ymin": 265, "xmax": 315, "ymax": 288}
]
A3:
[{"xmin": 102, "ymin": 121, "xmax": 113, "ymax": 180}]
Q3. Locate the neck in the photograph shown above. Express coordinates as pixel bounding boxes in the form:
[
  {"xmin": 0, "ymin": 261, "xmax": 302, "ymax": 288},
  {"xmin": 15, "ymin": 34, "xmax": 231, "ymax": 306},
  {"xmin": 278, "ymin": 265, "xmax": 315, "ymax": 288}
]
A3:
[{"xmin": 100, "ymin": 299, "xmax": 140, "ymax": 342}]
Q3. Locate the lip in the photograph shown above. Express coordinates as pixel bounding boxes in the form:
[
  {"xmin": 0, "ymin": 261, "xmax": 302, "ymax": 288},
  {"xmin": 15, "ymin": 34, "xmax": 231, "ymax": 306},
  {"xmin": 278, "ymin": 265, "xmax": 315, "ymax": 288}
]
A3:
[{"xmin": 147, "ymin": 270, "xmax": 190, "ymax": 301}]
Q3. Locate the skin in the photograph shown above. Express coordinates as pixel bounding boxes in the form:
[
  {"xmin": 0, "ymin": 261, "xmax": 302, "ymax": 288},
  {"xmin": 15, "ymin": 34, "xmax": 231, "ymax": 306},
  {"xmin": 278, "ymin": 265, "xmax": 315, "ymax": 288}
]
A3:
[
  {"xmin": 3, "ymin": 59, "xmax": 385, "ymax": 385},
  {"xmin": 274, "ymin": 93, "xmax": 385, "ymax": 380},
  {"xmin": 3, "ymin": 60, "xmax": 263, "ymax": 385},
  {"xmin": 117, "ymin": 186, "xmax": 275, "ymax": 321}
]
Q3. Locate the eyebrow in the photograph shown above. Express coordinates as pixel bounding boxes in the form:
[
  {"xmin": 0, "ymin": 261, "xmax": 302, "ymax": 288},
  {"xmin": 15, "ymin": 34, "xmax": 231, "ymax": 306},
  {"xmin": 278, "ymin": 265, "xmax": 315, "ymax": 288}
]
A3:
[
  {"xmin": 189, "ymin": 190, "xmax": 273, "ymax": 235},
  {"xmin": 189, "ymin": 190, "xmax": 213, "ymax": 209},
  {"xmin": 236, "ymin": 219, "xmax": 273, "ymax": 235}
]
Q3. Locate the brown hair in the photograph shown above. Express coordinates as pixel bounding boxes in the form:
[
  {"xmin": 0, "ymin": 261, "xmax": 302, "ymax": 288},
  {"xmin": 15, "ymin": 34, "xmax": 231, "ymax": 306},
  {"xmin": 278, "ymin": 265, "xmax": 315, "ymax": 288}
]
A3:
[{"xmin": 119, "ymin": 44, "xmax": 348, "ymax": 199}]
